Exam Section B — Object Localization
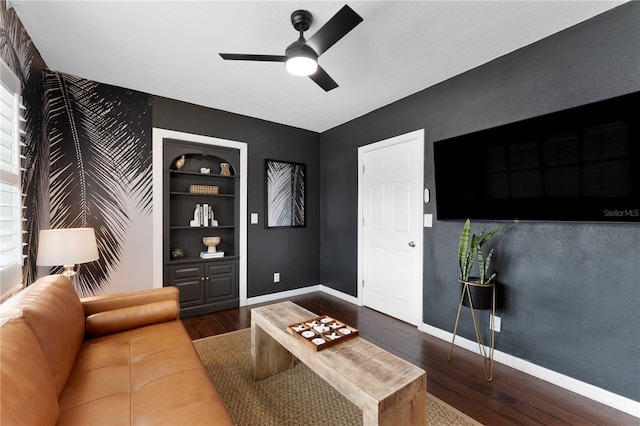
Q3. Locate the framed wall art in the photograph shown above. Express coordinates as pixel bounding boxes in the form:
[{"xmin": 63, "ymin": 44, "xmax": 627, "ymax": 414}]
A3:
[{"xmin": 265, "ymin": 159, "xmax": 306, "ymax": 228}]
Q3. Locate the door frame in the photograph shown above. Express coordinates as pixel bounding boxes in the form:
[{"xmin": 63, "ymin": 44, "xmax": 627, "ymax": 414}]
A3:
[
  {"xmin": 357, "ymin": 129, "xmax": 424, "ymax": 325},
  {"xmin": 152, "ymin": 128, "xmax": 248, "ymax": 306}
]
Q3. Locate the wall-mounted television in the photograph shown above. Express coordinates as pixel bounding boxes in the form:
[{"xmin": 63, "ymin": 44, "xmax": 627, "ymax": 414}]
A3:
[{"xmin": 434, "ymin": 91, "xmax": 639, "ymax": 223}]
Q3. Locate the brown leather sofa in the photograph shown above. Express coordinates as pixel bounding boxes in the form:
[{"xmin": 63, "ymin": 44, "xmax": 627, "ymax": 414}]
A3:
[{"xmin": 0, "ymin": 274, "xmax": 233, "ymax": 425}]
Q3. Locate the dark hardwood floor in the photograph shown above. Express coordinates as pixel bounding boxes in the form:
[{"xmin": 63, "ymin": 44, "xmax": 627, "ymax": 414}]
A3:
[{"xmin": 182, "ymin": 292, "xmax": 638, "ymax": 425}]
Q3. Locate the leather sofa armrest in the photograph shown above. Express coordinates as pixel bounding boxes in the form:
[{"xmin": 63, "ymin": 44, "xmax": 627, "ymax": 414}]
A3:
[{"xmin": 81, "ymin": 287, "xmax": 180, "ymax": 338}]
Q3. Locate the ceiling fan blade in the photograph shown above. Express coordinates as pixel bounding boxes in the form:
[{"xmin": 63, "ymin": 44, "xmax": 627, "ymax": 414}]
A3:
[
  {"xmin": 219, "ymin": 53, "xmax": 286, "ymax": 62},
  {"xmin": 309, "ymin": 66, "xmax": 338, "ymax": 92},
  {"xmin": 306, "ymin": 5, "xmax": 363, "ymax": 56}
]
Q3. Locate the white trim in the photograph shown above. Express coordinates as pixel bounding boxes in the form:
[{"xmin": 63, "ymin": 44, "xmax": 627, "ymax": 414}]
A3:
[
  {"xmin": 420, "ymin": 323, "xmax": 640, "ymax": 418},
  {"xmin": 357, "ymin": 129, "xmax": 425, "ymax": 325},
  {"xmin": 151, "ymin": 128, "xmax": 248, "ymax": 305},
  {"xmin": 0, "ymin": 60, "xmax": 24, "ymax": 301},
  {"xmin": 0, "ymin": 281, "xmax": 22, "ymax": 304},
  {"xmin": 1, "ymin": 59, "xmax": 20, "ymax": 93},
  {"xmin": 318, "ymin": 284, "xmax": 359, "ymax": 305},
  {"xmin": 246, "ymin": 284, "xmax": 359, "ymax": 306},
  {"xmin": 246, "ymin": 285, "xmax": 322, "ymax": 305}
]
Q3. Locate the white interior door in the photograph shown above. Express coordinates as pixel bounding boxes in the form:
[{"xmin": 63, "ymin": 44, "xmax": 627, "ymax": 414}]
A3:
[{"xmin": 359, "ymin": 130, "xmax": 424, "ymax": 326}]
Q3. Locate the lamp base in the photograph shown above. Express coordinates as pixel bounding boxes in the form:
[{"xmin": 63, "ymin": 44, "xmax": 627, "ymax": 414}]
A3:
[
  {"xmin": 62, "ymin": 265, "xmax": 80, "ymax": 294},
  {"xmin": 62, "ymin": 265, "xmax": 76, "ymax": 277}
]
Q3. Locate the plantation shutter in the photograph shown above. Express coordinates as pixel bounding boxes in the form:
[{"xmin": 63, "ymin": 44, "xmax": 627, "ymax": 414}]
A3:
[{"xmin": 0, "ymin": 60, "xmax": 26, "ymax": 302}]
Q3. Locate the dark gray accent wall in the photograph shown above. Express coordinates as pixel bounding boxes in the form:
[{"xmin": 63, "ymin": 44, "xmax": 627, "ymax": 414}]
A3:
[
  {"xmin": 319, "ymin": 3, "xmax": 640, "ymax": 401},
  {"xmin": 153, "ymin": 97, "xmax": 321, "ymax": 298}
]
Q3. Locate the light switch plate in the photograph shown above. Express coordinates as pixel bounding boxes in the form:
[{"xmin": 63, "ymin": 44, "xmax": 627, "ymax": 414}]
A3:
[
  {"xmin": 250, "ymin": 213, "xmax": 258, "ymax": 224},
  {"xmin": 424, "ymin": 214, "xmax": 433, "ymax": 227}
]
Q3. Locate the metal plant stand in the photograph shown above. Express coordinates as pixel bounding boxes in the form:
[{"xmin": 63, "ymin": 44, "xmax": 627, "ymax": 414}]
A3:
[{"xmin": 448, "ymin": 280, "xmax": 496, "ymax": 381}]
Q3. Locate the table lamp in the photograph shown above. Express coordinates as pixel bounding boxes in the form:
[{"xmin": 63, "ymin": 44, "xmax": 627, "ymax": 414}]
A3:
[{"xmin": 36, "ymin": 228, "xmax": 99, "ymax": 292}]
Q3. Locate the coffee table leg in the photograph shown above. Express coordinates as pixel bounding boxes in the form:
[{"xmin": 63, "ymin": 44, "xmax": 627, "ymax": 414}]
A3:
[
  {"xmin": 364, "ymin": 375, "xmax": 427, "ymax": 426},
  {"xmin": 251, "ymin": 321, "xmax": 296, "ymax": 380}
]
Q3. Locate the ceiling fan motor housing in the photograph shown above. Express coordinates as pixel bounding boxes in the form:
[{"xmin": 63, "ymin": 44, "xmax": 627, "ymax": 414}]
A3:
[
  {"xmin": 285, "ymin": 39, "xmax": 317, "ymax": 60},
  {"xmin": 291, "ymin": 10, "xmax": 312, "ymax": 32}
]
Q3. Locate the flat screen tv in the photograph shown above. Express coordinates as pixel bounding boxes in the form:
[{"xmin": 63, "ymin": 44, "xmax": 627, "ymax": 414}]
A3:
[{"xmin": 434, "ymin": 91, "xmax": 639, "ymax": 223}]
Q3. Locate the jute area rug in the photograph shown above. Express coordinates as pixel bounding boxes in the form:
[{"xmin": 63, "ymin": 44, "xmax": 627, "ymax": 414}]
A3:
[{"xmin": 193, "ymin": 329, "xmax": 482, "ymax": 426}]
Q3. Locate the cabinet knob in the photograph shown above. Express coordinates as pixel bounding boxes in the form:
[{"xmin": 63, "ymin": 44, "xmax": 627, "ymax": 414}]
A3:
[
  {"xmin": 201, "ymin": 277, "xmax": 205, "ymax": 281},
  {"xmin": 205, "ymin": 276, "xmax": 210, "ymax": 280}
]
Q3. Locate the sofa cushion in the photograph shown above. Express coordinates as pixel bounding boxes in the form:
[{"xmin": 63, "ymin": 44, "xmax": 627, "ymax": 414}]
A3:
[
  {"xmin": 17, "ymin": 275, "xmax": 85, "ymax": 397},
  {"xmin": 81, "ymin": 286, "xmax": 179, "ymax": 316},
  {"xmin": 85, "ymin": 299, "xmax": 179, "ymax": 338},
  {"xmin": 0, "ymin": 317, "xmax": 59, "ymax": 425},
  {"xmin": 57, "ymin": 321, "xmax": 232, "ymax": 426}
]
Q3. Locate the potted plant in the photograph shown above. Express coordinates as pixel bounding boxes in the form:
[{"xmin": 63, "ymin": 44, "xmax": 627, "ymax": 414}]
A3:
[{"xmin": 457, "ymin": 218, "xmax": 506, "ymax": 309}]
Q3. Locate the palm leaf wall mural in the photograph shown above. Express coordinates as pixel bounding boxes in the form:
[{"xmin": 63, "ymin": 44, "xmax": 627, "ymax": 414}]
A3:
[
  {"xmin": 44, "ymin": 71, "xmax": 152, "ymax": 296},
  {"xmin": 266, "ymin": 159, "xmax": 305, "ymax": 227},
  {"xmin": 1, "ymin": 0, "xmax": 48, "ymax": 287},
  {"xmin": 2, "ymin": 0, "xmax": 152, "ymax": 296},
  {"xmin": 3, "ymin": 1, "xmax": 152, "ymax": 295}
]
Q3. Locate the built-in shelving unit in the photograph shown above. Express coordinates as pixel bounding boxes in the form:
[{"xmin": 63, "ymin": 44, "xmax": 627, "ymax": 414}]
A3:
[{"xmin": 163, "ymin": 139, "xmax": 240, "ymax": 317}]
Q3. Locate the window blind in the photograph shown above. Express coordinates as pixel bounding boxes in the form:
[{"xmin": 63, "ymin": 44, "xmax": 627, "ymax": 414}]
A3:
[{"xmin": 0, "ymin": 61, "xmax": 25, "ymax": 302}]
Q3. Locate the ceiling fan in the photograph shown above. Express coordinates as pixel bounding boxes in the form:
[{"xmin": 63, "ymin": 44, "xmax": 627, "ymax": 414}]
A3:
[{"xmin": 219, "ymin": 5, "xmax": 363, "ymax": 92}]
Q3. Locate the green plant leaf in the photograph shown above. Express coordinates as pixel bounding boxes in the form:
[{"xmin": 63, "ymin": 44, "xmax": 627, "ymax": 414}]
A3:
[
  {"xmin": 478, "ymin": 224, "xmax": 507, "ymax": 246},
  {"xmin": 477, "ymin": 240, "xmax": 485, "ymax": 283},
  {"xmin": 458, "ymin": 219, "xmax": 471, "ymax": 280},
  {"xmin": 482, "ymin": 248, "xmax": 496, "ymax": 284}
]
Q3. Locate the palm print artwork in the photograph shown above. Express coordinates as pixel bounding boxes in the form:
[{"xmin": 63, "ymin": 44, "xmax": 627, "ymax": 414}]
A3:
[{"xmin": 266, "ymin": 160, "xmax": 305, "ymax": 228}]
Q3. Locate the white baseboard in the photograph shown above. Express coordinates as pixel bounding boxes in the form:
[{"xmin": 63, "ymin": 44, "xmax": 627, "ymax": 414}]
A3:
[
  {"xmin": 246, "ymin": 284, "xmax": 360, "ymax": 306},
  {"xmin": 317, "ymin": 284, "xmax": 360, "ymax": 305},
  {"xmin": 246, "ymin": 284, "xmax": 323, "ymax": 305},
  {"xmin": 420, "ymin": 323, "xmax": 640, "ymax": 418}
]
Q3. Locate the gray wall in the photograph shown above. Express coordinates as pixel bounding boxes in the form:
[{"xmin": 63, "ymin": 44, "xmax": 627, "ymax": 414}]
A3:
[
  {"xmin": 319, "ymin": 3, "xmax": 640, "ymax": 401},
  {"xmin": 153, "ymin": 97, "xmax": 321, "ymax": 298}
]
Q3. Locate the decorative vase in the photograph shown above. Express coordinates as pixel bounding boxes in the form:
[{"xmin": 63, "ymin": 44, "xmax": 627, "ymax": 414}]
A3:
[
  {"xmin": 175, "ymin": 155, "xmax": 185, "ymax": 170},
  {"xmin": 220, "ymin": 163, "xmax": 231, "ymax": 176},
  {"xmin": 202, "ymin": 236, "xmax": 221, "ymax": 253},
  {"xmin": 459, "ymin": 278, "xmax": 494, "ymax": 310}
]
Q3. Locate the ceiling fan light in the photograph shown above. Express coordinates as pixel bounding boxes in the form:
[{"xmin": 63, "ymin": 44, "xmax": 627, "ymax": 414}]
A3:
[{"xmin": 285, "ymin": 56, "xmax": 318, "ymax": 76}]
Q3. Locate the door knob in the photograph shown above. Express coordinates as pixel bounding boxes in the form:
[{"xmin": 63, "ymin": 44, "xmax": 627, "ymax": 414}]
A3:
[{"xmin": 408, "ymin": 241, "xmax": 416, "ymax": 247}]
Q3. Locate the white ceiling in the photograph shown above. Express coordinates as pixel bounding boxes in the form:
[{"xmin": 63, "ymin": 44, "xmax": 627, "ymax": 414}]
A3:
[{"xmin": 10, "ymin": 1, "xmax": 627, "ymax": 133}]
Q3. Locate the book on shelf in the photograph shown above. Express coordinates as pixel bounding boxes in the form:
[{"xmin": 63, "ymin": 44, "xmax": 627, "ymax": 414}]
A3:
[
  {"xmin": 203, "ymin": 203, "xmax": 209, "ymax": 227},
  {"xmin": 191, "ymin": 203, "xmax": 216, "ymax": 227},
  {"xmin": 200, "ymin": 251, "xmax": 224, "ymax": 259}
]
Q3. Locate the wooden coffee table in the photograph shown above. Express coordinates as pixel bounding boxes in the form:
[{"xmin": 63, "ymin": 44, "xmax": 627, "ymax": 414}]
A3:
[{"xmin": 251, "ymin": 301, "xmax": 427, "ymax": 426}]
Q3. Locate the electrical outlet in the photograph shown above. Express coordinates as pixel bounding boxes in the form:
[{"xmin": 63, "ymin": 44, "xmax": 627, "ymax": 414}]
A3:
[
  {"xmin": 491, "ymin": 315, "xmax": 501, "ymax": 332},
  {"xmin": 273, "ymin": 272, "xmax": 280, "ymax": 283}
]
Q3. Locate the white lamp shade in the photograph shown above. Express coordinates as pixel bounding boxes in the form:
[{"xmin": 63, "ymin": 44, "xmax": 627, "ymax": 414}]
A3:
[
  {"xmin": 36, "ymin": 228, "xmax": 99, "ymax": 266},
  {"xmin": 285, "ymin": 56, "xmax": 318, "ymax": 76}
]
